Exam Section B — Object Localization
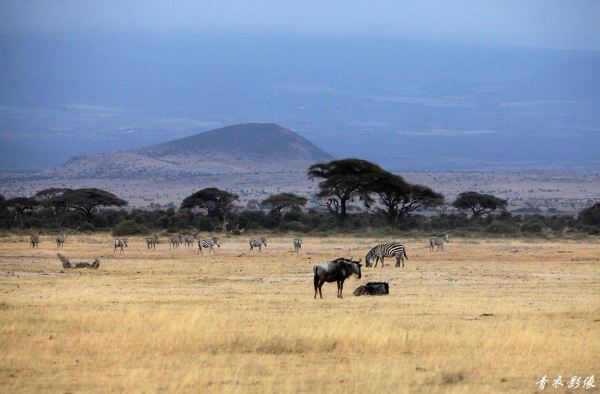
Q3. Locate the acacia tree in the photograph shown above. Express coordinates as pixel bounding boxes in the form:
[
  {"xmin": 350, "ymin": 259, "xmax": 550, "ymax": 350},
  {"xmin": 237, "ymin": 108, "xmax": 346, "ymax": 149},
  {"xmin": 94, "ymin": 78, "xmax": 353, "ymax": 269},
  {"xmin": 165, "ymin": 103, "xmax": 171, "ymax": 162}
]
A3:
[
  {"xmin": 3, "ymin": 197, "xmax": 39, "ymax": 229},
  {"xmin": 578, "ymin": 202, "xmax": 600, "ymax": 227},
  {"xmin": 52, "ymin": 188, "xmax": 127, "ymax": 221},
  {"xmin": 181, "ymin": 187, "xmax": 239, "ymax": 232},
  {"xmin": 261, "ymin": 193, "xmax": 307, "ymax": 214},
  {"xmin": 396, "ymin": 184, "xmax": 445, "ymax": 220},
  {"xmin": 35, "ymin": 188, "xmax": 72, "ymax": 225},
  {"xmin": 453, "ymin": 191, "xmax": 507, "ymax": 217},
  {"xmin": 369, "ymin": 173, "xmax": 411, "ymax": 224},
  {"xmin": 307, "ymin": 158, "xmax": 389, "ymax": 219}
]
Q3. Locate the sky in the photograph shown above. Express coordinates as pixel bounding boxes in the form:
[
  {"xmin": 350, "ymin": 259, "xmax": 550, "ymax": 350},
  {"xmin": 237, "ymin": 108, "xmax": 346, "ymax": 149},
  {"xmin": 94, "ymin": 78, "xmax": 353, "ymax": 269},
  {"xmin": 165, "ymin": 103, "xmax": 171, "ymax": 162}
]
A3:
[{"xmin": 1, "ymin": 0, "xmax": 600, "ymax": 50}]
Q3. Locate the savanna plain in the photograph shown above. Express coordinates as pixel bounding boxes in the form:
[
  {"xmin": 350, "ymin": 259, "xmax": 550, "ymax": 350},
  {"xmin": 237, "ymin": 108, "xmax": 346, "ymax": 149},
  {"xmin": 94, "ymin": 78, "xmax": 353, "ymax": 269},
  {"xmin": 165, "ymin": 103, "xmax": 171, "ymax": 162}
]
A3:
[{"xmin": 0, "ymin": 235, "xmax": 598, "ymax": 393}]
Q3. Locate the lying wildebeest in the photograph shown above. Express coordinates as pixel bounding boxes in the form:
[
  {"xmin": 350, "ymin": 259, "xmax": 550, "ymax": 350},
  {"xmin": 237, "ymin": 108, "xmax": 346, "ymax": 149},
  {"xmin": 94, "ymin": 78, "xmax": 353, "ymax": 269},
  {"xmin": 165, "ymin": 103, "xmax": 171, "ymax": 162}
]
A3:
[
  {"xmin": 353, "ymin": 282, "xmax": 389, "ymax": 296},
  {"xmin": 313, "ymin": 257, "xmax": 362, "ymax": 299},
  {"xmin": 57, "ymin": 253, "xmax": 100, "ymax": 269}
]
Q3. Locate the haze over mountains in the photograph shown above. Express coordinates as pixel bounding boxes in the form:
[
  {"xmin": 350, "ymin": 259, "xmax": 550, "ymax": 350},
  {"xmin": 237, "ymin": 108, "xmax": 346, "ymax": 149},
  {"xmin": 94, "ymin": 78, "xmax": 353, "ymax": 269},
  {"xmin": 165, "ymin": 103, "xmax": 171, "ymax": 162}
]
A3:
[
  {"xmin": 49, "ymin": 123, "xmax": 333, "ymax": 179},
  {"xmin": 1, "ymin": 33, "xmax": 599, "ymax": 172}
]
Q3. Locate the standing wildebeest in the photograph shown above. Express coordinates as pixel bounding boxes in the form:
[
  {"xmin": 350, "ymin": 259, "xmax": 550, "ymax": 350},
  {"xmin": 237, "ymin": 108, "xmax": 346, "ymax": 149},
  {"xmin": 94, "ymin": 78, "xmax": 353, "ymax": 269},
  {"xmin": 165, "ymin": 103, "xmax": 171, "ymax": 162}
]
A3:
[
  {"xmin": 114, "ymin": 238, "xmax": 128, "ymax": 253},
  {"xmin": 293, "ymin": 237, "xmax": 302, "ymax": 254},
  {"xmin": 430, "ymin": 235, "xmax": 449, "ymax": 252},
  {"xmin": 249, "ymin": 237, "xmax": 267, "ymax": 252},
  {"xmin": 197, "ymin": 237, "xmax": 220, "ymax": 254},
  {"xmin": 313, "ymin": 257, "xmax": 362, "ymax": 299},
  {"xmin": 145, "ymin": 234, "xmax": 159, "ymax": 249},
  {"xmin": 365, "ymin": 243, "xmax": 408, "ymax": 268},
  {"xmin": 56, "ymin": 234, "xmax": 65, "ymax": 248},
  {"xmin": 30, "ymin": 234, "xmax": 39, "ymax": 248}
]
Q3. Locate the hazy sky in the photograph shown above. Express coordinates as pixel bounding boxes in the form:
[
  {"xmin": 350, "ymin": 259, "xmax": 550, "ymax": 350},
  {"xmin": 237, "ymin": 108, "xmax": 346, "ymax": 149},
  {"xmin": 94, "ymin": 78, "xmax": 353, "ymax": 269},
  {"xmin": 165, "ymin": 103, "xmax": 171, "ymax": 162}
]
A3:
[{"xmin": 1, "ymin": 0, "xmax": 599, "ymax": 50}]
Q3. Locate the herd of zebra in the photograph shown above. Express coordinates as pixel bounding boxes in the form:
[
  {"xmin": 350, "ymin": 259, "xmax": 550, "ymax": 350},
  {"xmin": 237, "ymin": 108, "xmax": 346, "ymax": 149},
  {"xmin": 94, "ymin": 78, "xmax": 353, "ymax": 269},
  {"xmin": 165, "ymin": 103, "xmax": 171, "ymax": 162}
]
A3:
[{"xmin": 28, "ymin": 234, "xmax": 450, "ymax": 263}]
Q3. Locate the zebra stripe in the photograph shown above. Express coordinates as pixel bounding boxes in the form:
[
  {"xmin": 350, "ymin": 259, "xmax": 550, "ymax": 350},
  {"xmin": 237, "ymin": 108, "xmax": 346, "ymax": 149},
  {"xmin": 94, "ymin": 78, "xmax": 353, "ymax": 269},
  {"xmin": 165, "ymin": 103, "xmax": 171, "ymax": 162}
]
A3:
[
  {"xmin": 429, "ymin": 235, "xmax": 449, "ymax": 252},
  {"xmin": 197, "ymin": 237, "xmax": 220, "ymax": 254},
  {"xmin": 169, "ymin": 235, "xmax": 182, "ymax": 249},
  {"xmin": 293, "ymin": 237, "xmax": 302, "ymax": 253},
  {"xmin": 184, "ymin": 236, "xmax": 196, "ymax": 248},
  {"xmin": 145, "ymin": 234, "xmax": 159, "ymax": 249},
  {"xmin": 30, "ymin": 234, "xmax": 39, "ymax": 248},
  {"xmin": 365, "ymin": 243, "xmax": 408, "ymax": 268},
  {"xmin": 249, "ymin": 237, "xmax": 267, "ymax": 252},
  {"xmin": 114, "ymin": 238, "xmax": 128, "ymax": 253}
]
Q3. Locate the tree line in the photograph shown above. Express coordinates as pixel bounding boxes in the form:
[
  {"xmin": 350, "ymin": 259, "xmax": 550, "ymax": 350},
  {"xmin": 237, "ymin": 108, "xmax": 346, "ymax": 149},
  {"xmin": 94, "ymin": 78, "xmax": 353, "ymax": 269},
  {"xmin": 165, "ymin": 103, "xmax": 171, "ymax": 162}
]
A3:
[{"xmin": 0, "ymin": 158, "xmax": 598, "ymax": 236}]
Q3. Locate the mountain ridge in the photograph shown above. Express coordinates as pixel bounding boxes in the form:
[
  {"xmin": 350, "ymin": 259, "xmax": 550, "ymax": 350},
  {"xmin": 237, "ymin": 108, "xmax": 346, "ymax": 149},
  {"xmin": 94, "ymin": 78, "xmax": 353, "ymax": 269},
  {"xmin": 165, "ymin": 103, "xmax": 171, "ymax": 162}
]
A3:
[{"xmin": 47, "ymin": 123, "xmax": 333, "ymax": 179}]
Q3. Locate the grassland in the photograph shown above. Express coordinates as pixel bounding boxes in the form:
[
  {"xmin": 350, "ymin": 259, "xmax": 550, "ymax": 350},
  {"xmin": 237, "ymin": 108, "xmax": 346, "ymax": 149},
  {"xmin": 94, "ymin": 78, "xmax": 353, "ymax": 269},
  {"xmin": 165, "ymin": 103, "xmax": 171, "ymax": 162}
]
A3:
[{"xmin": 0, "ymin": 235, "xmax": 598, "ymax": 393}]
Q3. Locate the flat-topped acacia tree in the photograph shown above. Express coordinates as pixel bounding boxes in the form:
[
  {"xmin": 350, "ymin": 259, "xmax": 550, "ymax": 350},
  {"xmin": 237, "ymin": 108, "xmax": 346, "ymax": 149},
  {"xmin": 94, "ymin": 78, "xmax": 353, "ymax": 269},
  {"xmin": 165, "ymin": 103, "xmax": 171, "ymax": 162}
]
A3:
[
  {"xmin": 51, "ymin": 188, "xmax": 127, "ymax": 221},
  {"xmin": 261, "ymin": 193, "xmax": 308, "ymax": 214},
  {"xmin": 308, "ymin": 158, "xmax": 389, "ymax": 219},
  {"xmin": 453, "ymin": 191, "xmax": 507, "ymax": 217},
  {"xmin": 181, "ymin": 187, "xmax": 239, "ymax": 232}
]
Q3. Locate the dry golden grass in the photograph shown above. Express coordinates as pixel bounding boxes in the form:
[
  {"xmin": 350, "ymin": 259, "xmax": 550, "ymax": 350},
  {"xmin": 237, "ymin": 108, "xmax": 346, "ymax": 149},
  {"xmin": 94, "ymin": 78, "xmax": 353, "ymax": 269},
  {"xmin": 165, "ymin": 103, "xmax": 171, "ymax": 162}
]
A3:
[{"xmin": 1, "ymin": 234, "xmax": 599, "ymax": 393}]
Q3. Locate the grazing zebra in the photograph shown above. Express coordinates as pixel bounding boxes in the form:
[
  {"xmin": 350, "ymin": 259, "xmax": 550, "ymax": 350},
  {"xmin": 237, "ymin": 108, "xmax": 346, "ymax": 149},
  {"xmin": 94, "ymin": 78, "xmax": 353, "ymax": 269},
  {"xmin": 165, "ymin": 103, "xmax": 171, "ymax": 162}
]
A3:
[
  {"xmin": 145, "ymin": 234, "xmax": 159, "ymax": 249},
  {"xmin": 56, "ymin": 234, "xmax": 65, "ymax": 248},
  {"xmin": 365, "ymin": 243, "xmax": 409, "ymax": 268},
  {"xmin": 197, "ymin": 237, "xmax": 220, "ymax": 254},
  {"xmin": 429, "ymin": 235, "xmax": 449, "ymax": 252},
  {"xmin": 169, "ymin": 235, "xmax": 181, "ymax": 249},
  {"xmin": 293, "ymin": 237, "xmax": 302, "ymax": 253},
  {"xmin": 30, "ymin": 234, "xmax": 39, "ymax": 248},
  {"xmin": 114, "ymin": 238, "xmax": 128, "ymax": 253},
  {"xmin": 249, "ymin": 237, "xmax": 267, "ymax": 252},
  {"xmin": 184, "ymin": 235, "xmax": 196, "ymax": 248}
]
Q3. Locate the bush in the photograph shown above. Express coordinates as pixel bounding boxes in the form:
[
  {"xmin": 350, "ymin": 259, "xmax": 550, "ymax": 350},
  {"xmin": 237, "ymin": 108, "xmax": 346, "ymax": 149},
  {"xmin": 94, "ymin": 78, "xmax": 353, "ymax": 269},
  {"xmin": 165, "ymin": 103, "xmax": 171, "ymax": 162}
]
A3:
[
  {"xmin": 79, "ymin": 222, "xmax": 96, "ymax": 232},
  {"xmin": 484, "ymin": 221, "xmax": 518, "ymax": 234},
  {"xmin": 521, "ymin": 223, "xmax": 543, "ymax": 234},
  {"xmin": 112, "ymin": 220, "xmax": 150, "ymax": 236}
]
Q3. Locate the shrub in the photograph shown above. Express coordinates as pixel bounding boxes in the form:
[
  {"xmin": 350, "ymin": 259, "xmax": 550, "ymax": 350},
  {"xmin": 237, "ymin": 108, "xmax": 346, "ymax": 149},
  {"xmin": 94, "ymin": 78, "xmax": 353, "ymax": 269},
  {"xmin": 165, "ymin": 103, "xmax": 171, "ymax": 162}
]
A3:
[
  {"xmin": 79, "ymin": 222, "xmax": 96, "ymax": 232},
  {"xmin": 112, "ymin": 220, "xmax": 149, "ymax": 236},
  {"xmin": 484, "ymin": 221, "xmax": 518, "ymax": 234},
  {"xmin": 521, "ymin": 223, "xmax": 543, "ymax": 234}
]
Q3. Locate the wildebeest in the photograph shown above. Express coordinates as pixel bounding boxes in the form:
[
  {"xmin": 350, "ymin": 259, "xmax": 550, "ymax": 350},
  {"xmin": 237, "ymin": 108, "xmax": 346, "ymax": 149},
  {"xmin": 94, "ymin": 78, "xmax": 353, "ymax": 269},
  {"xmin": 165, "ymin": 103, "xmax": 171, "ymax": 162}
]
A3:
[
  {"xmin": 57, "ymin": 253, "xmax": 100, "ymax": 269},
  {"xmin": 30, "ymin": 234, "xmax": 39, "ymax": 248},
  {"xmin": 56, "ymin": 234, "xmax": 65, "ymax": 248},
  {"xmin": 353, "ymin": 282, "xmax": 389, "ymax": 296},
  {"xmin": 313, "ymin": 257, "xmax": 362, "ymax": 299}
]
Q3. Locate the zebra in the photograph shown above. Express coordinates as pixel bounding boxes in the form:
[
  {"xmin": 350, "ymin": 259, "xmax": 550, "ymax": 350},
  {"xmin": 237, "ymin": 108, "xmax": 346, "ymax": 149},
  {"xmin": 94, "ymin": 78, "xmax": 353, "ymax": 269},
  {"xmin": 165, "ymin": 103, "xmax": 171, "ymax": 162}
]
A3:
[
  {"xmin": 56, "ymin": 234, "xmax": 65, "ymax": 248},
  {"xmin": 197, "ymin": 237, "xmax": 220, "ymax": 254},
  {"xmin": 429, "ymin": 235, "xmax": 449, "ymax": 252},
  {"xmin": 184, "ymin": 235, "xmax": 196, "ymax": 248},
  {"xmin": 169, "ymin": 235, "xmax": 181, "ymax": 249},
  {"xmin": 114, "ymin": 238, "xmax": 128, "ymax": 253},
  {"xmin": 365, "ymin": 243, "xmax": 409, "ymax": 268},
  {"xmin": 249, "ymin": 237, "xmax": 267, "ymax": 252},
  {"xmin": 30, "ymin": 234, "xmax": 40, "ymax": 248},
  {"xmin": 293, "ymin": 237, "xmax": 302, "ymax": 253},
  {"xmin": 145, "ymin": 234, "xmax": 159, "ymax": 249}
]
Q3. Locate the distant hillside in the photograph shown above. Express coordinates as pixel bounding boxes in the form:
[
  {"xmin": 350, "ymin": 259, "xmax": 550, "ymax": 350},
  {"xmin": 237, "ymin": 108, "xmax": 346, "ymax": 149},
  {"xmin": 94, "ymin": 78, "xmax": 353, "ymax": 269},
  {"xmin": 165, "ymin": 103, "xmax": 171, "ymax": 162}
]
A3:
[{"xmin": 47, "ymin": 123, "xmax": 333, "ymax": 179}]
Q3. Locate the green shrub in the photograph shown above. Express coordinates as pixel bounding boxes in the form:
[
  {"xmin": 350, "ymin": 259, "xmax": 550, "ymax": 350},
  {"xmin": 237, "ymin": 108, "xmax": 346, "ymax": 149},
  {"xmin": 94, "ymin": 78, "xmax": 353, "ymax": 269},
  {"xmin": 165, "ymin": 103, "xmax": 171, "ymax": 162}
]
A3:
[
  {"xmin": 79, "ymin": 222, "xmax": 96, "ymax": 232},
  {"xmin": 521, "ymin": 223, "xmax": 543, "ymax": 233},
  {"xmin": 484, "ymin": 221, "xmax": 518, "ymax": 234},
  {"xmin": 112, "ymin": 220, "xmax": 149, "ymax": 236}
]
